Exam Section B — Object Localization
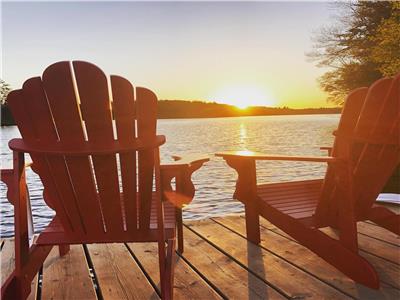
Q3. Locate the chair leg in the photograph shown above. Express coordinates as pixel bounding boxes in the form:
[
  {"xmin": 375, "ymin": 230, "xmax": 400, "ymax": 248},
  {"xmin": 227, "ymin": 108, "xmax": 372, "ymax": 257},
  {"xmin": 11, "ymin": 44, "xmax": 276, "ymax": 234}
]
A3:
[
  {"xmin": 245, "ymin": 204, "xmax": 260, "ymax": 244},
  {"xmin": 176, "ymin": 208, "xmax": 184, "ymax": 254},
  {"xmin": 160, "ymin": 239, "xmax": 175, "ymax": 300},
  {"xmin": 59, "ymin": 244, "xmax": 70, "ymax": 256},
  {"xmin": 1, "ymin": 271, "xmax": 26, "ymax": 300},
  {"xmin": 261, "ymin": 203, "xmax": 380, "ymax": 289}
]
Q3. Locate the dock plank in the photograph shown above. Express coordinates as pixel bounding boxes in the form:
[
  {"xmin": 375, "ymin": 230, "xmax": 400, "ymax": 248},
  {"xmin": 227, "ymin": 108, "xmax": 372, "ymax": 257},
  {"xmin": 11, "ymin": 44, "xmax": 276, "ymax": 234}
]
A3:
[
  {"xmin": 357, "ymin": 222, "xmax": 400, "ymax": 246},
  {"xmin": 127, "ymin": 242, "xmax": 221, "ymax": 300},
  {"xmin": 87, "ymin": 243, "xmax": 158, "ymax": 300},
  {"xmin": 186, "ymin": 219, "xmax": 349, "ymax": 299},
  {"xmin": 1, "ymin": 239, "xmax": 15, "ymax": 286},
  {"xmin": 215, "ymin": 216, "xmax": 400, "ymax": 299},
  {"xmin": 41, "ymin": 245, "xmax": 97, "ymax": 300},
  {"xmin": 257, "ymin": 216, "xmax": 400, "ymax": 289},
  {"xmin": 321, "ymin": 228, "xmax": 400, "ymax": 265},
  {"xmin": 181, "ymin": 227, "xmax": 285, "ymax": 299}
]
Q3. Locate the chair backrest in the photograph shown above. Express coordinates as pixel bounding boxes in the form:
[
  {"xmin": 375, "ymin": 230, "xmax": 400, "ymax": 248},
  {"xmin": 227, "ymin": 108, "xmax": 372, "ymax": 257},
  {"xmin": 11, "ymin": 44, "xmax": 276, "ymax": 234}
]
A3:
[
  {"xmin": 316, "ymin": 74, "xmax": 400, "ymax": 221},
  {"xmin": 7, "ymin": 61, "xmax": 161, "ymax": 238}
]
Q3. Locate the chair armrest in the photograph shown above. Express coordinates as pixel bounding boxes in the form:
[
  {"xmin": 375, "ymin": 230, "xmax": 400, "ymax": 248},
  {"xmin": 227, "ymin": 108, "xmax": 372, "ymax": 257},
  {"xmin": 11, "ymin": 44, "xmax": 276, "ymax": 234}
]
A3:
[
  {"xmin": 160, "ymin": 154, "xmax": 209, "ymax": 207},
  {"xmin": 9, "ymin": 135, "xmax": 166, "ymax": 156},
  {"xmin": 1, "ymin": 162, "xmax": 32, "ymax": 205},
  {"xmin": 216, "ymin": 151, "xmax": 340, "ymax": 163},
  {"xmin": 160, "ymin": 154, "xmax": 210, "ymax": 170}
]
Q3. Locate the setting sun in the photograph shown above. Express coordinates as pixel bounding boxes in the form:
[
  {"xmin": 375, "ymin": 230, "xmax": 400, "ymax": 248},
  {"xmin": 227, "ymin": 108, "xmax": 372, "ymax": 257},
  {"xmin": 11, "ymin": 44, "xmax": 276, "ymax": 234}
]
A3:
[{"xmin": 209, "ymin": 85, "xmax": 277, "ymax": 109}]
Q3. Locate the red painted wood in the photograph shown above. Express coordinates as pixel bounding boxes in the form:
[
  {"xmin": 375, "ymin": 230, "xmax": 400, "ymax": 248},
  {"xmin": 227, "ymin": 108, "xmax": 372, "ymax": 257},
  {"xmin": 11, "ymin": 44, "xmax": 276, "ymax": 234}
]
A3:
[
  {"xmin": 111, "ymin": 75, "xmax": 138, "ymax": 231},
  {"xmin": 8, "ymin": 136, "xmax": 165, "ymax": 155},
  {"xmin": 221, "ymin": 73, "xmax": 400, "ymax": 289},
  {"xmin": 136, "ymin": 87, "xmax": 158, "ymax": 230},
  {"xmin": 42, "ymin": 61, "xmax": 105, "ymax": 235},
  {"xmin": 73, "ymin": 61, "xmax": 124, "ymax": 234},
  {"xmin": 3, "ymin": 61, "xmax": 208, "ymax": 299}
]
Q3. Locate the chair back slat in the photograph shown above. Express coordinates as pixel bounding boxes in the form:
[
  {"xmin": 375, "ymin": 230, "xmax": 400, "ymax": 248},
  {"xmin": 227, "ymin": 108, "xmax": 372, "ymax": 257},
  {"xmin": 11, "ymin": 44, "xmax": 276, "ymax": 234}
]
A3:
[
  {"xmin": 7, "ymin": 88, "xmax": 76, "ymax": 233},
  {"xmin": 352, "ymin": 75, "xmax": 400, "ymax": 215},
  {"xmin": 41, "ymin": 61, "xmax": 105, "ymax": 234},
  {"xmin": 23, "ymin": 78, "xmax": 88, "ymax": 235},
  {"xmin": 316, "ymin": 74, "xmax": 399, "ymax": 222},
  {"xmin": 72, "ymin": 61, "xmax": 124, "ymax": 233},
  {"xmin": 136, "ymin": 87, "xmax": 158, "ymax": 229},
  {"xmin": 111, "ymin": 75, "xmax": 138, "ymax": 231},
  {"xmin": 8, "ymin": 61, "xmax": 165, "ymax": 239},
  {"xmin": 315, "ymin": 88, "xmax": 368, "ymax": 220}
]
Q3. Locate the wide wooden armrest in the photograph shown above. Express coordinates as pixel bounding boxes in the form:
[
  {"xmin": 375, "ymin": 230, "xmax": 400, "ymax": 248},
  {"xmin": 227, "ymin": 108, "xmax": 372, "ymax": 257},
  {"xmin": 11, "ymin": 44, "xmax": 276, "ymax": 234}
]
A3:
[
  {"xmin": 1, "ymin": 162, "xmax": 32, "ymax": 206},
  {"xmin": 161, "ymin": 154, "xmax": 210, "ymax": 170},
  {"xmin": 216, "ymin": 151, "xmax": 340, "ymax": 163},
  {"xmin": 160, "ymin": 154, "xmax": 209, "ymax": 207},
  {"xmin": 9, "ymin": 135, "xmax": 166, "ymax": 156}
]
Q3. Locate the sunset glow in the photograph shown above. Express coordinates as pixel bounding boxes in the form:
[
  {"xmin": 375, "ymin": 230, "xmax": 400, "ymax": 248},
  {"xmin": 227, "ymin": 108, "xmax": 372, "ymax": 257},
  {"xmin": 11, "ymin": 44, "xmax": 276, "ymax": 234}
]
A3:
[
  {"xmin": 210, "ymin": 85, "xmax": 277, "ymax": 109},
  {"xmin": 3, "ymin": 2, "xmax": 337, "ymax": 108}
]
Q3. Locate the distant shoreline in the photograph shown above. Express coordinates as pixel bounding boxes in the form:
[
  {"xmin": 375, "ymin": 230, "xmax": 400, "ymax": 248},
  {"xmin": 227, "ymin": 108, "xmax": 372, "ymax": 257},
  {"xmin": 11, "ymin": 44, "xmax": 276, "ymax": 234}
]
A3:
[{"xmin": 0, "ymin": 100, "xmax": 341, "ymax": 126}]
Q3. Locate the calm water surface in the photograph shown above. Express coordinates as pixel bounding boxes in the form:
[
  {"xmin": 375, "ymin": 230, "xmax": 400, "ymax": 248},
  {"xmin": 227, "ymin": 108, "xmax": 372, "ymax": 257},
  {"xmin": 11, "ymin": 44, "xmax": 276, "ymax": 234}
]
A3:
[{"xmin": 0, "ymin": 114, "xmax": 339, "ymax": 237}]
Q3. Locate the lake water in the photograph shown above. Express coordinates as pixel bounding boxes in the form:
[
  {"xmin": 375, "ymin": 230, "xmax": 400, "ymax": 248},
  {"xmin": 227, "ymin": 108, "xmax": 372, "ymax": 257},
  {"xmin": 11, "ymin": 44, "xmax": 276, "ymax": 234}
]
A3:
[{"xmin": 0, "ymin": 114, "xmax": 339, "ymax": 237}]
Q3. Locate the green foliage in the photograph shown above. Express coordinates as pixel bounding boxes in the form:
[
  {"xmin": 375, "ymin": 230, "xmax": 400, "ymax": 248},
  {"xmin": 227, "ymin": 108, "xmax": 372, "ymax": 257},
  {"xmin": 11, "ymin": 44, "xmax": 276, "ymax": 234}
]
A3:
[
  {"xmin": 309, "ymin": 1, "xmax": 400, "ymax": 104},
  {"xmin": 0, "ymin": 79, "xmax": 12, "ymax": 104},
  {"xmin": 370, "ymin": 2, "xmax": 400, "ymax": 76}
]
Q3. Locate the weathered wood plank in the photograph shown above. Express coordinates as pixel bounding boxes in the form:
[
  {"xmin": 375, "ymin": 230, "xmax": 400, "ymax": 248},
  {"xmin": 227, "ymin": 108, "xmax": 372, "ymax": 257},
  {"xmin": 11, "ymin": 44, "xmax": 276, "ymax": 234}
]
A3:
[
  {"xmin": 216, "ymin": 216, "xmax": 400, "ymax": 299},
  {"xmin": 186, "ymin": 220, "xmax": 349, "ymax": 299},
  {"xmin": 87, "ymin": 243, "xmax": 158, "ymax": 300},
  {"xmin": 254, "ymin": 215, "xmax": 400, "ymax": 264},
  {"xmin": 321, "ymin": 228, "xmax": 400, "ymax": 265},
  {"xmin": 257, "ymin": 216, "xmax": 400, "ymax": 289},
  {"xmin": 127, "ymin": 242, "xmax": 221, "ymax": 300},
  {"xmin": 180, "ymin": 227, "xmax": 285, "ymax": 299},
  {"xmin": 1, "ymin": 239, "xmax": 38, "ymax": 299},
  {"xmin": 1, "ymin": 239, "xmax": 15, "ymax": 286},
  {"xmin": 358, "ymin": 222, "xmax": 399, "ymax": 246},
  {"xmin": 27, "ymin": 274, "xmax": 38, "ymax": 300},
  {"xmin": 41, "ymin": 245, "xmax": 97, "ymax": 300}
]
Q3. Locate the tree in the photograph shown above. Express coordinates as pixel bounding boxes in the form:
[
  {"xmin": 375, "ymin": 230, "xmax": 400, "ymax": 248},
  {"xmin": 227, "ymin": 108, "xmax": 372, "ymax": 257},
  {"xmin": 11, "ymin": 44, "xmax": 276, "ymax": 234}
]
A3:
[
  {"xmin": 0, "ymin": 79, "xmax": 12, "ymax": 104},
  {"xmin": 309, "ymin": 1, "xmax": 400, "ymax": 104}
]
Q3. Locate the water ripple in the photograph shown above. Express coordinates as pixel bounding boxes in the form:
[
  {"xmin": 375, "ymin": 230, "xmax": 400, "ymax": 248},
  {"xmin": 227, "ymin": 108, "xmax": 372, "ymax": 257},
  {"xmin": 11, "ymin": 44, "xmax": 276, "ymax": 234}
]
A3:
[{"xmin": 0, "ymin": 115, "xmax": 339, "ymax": 237}]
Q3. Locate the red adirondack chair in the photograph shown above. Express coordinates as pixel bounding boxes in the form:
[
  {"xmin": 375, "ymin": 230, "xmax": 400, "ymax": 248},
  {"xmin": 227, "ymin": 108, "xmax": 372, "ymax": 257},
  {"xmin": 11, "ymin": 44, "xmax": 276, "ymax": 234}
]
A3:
[
  {"xmin": 0, "ymin": 61, "xmax": 208, "ymax": 300},
  {"xmin": 217, "ymin": 74, "xmax": 400, "ymax": 289}
]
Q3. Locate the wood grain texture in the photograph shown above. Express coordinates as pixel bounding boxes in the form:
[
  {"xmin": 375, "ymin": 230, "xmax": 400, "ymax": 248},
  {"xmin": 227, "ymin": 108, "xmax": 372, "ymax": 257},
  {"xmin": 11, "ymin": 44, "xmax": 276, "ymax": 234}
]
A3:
[
  {"xmin": 87, "ymin": 243, "xmax": 158, "ymax": 300},
  {"xmin": 41, "ymin": 245, "xmax": 96, "ymax": 300},
  {"xmin": 257, "ymin": 216, "xmax": 400, "ymax": 290},
  {"xmin": 216, "ymin": 216, "xmax": 400, "ymax": 299},
  {"xmin": 180, "ymin": 227, "xmax": 285, "ymax": 299},
  {"xmin": 186, "ymin": 220, "xmax": 348, "ymax": 299},
  {"xmin": 127, "ymin": 242, "xmax": 221, "ymax": 300}
]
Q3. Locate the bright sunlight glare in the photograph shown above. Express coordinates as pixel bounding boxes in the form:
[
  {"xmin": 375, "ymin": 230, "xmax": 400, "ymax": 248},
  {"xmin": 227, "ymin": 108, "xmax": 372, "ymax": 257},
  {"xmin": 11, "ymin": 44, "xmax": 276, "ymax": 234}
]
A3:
[{"xmin": 209, "ymin": 85, "xmax": 277, "ymax": 109}]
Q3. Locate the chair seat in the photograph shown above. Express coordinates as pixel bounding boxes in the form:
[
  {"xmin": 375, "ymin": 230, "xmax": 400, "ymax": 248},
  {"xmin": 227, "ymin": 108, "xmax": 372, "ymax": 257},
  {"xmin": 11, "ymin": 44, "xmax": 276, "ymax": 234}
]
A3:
[
  {"xmin": 257, "ymin": 179, "xmax": 323, "ymax": 220},
  {"xmin": 36, "ymin": 191, "xmax": 178, "ymax": 245}
]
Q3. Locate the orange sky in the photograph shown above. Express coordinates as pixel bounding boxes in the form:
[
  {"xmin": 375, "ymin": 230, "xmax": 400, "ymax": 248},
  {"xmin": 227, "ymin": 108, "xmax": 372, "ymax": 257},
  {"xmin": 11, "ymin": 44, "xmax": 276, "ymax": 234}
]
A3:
[{"xmin": 3, "ymin": 2, "xmax": 336, "ymax": 108}]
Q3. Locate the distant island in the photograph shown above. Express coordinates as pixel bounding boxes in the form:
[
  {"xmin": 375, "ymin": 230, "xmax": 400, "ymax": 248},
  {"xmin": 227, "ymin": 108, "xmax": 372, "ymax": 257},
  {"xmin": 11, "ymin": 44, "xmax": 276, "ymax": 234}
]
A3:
[{"xmin": 0, "ymin": 100, "xmax": 341, "ymax": 126}]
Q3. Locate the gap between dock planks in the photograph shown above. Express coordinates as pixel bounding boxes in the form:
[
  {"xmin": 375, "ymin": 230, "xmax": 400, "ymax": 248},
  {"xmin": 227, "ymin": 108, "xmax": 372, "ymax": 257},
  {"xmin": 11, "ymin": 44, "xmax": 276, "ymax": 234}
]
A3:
[
  {"xmin": 179, "ymin": 226, "xmax": 285, "ymax": 299},
  {"xmin": 212, "ymin": 216, "xmax": 400, "ymax": 299},
  {"xmin": 185, "ymin": 219, "xmax": 350, "ymax": 299},
  {"xmin": 254, "ymin": 216, "xmax": 400, "ymax": 289},
  {"xmin": 126, "ymin": 242, "xmax": 221, "ymax": 300}
]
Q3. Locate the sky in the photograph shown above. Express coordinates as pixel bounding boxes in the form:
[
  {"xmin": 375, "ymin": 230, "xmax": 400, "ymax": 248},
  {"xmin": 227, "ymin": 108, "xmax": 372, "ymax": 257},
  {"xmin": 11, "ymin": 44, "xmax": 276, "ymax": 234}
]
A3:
[{"xmin": 2, "ymin": 1, "xmax": 337, "ymax": 108}]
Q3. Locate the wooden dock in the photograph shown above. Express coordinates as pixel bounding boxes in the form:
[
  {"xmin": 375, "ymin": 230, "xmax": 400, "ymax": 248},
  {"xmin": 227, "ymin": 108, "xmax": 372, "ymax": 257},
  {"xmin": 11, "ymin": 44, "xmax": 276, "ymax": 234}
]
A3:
[{"xmin": 1, "ymin": 211, "xmax": 399, "ymax": 299}]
